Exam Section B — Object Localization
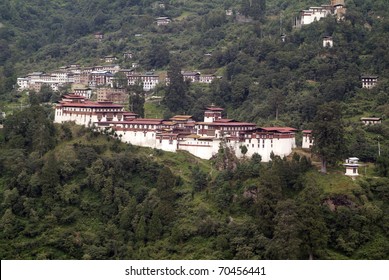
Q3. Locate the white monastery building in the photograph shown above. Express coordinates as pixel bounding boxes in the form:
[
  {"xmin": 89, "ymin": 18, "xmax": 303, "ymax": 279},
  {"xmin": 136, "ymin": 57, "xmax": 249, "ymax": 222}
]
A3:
[
  {"xmin": 294, "ymin": 0, "xmax": 346, "ymax": 28},
  {"xmin": 54, "ymin": 95, "xmax": 297, "ymax": 162}
]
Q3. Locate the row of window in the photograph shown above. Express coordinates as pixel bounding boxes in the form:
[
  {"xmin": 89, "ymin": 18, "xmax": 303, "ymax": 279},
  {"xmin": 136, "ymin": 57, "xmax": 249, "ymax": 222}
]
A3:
[
  {"xmin": 123, "ymin": 124, "xmax": 158, "ymax": 129},
  {"xmin": 62, "ymin": 108, "xmax": 121, "ymax": 113},
  {"xmin": 247, "ymin": 139, "xmax": 272, "ymax": 144},
  {"xmin": 246, "ymin": 143, "xmax": 273, "ymax": 149}
]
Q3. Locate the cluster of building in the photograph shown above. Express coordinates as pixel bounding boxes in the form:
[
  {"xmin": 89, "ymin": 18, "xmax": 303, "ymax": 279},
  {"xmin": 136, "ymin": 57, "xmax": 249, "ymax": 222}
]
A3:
[
  {"xmin": 53, "ymin": 93, "xmax": 381, "ymax": 176},
  {"xmin": 294, "ymin": 0, "xmax": 346, "ymax": 28},
  {"xmin": 16, "ymin": 65, "xmax": 154, "ymax": 93},
  {"xmin": 17, "ymin": 64, "xmax": 218, "ymax": 94},
  {"xmin": 54, "ymin": 95, "xmax": 296, "ymax": 162}
]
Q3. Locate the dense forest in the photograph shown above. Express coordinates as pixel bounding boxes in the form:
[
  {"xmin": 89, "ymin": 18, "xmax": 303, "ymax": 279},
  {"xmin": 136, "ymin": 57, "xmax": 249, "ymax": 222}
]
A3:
[{"xmin": 0, "ymin": 0, "xmax": 389, "ymax": 259}]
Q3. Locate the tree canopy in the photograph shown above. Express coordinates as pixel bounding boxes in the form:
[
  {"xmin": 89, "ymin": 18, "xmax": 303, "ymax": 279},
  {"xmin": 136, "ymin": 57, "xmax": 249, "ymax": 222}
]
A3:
[{"xmin": 312, "ymin": 102, "xmax": 346, "ymax": 173}]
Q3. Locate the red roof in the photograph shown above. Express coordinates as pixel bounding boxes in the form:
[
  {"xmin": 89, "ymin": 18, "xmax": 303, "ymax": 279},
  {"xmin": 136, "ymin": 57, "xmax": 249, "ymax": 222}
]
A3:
[
  {"xmin": 205, "ymin": 106, "xmax": 224, "ymax": 111},
  {"xmin": 59, "ymin": 101, "xmax": 124, "ymax": 108},
  {"xmin": 260, "ymin": 127, "xmax": 297, "ymax": 133},
  {"xmin": 63, "ymin": 94, "xmax": 85, "ymax": 99},
  {"xmin": 215, "ymin": 118, "xmax": 235, "ymax": 123},
  {"xmin": 302, "ymin": 130, "xmax": 312, "ymax": 133},
  {"xmin": 197, "ymin": 122, "xmax": 256, "ymax": 126},
  {"xmin": 98, "ymin": 119, "xmax": 163, "ymax": 125},
  {"xmin": 128, "ymin": 119, "xmax": 163, "ymax": 125}
]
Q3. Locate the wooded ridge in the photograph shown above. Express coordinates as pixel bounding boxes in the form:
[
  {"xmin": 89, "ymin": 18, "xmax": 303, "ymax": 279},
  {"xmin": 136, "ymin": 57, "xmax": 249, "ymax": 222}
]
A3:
[{"xmin": 0, "ymin": 0, "xmax": 389, "ymax": 259}]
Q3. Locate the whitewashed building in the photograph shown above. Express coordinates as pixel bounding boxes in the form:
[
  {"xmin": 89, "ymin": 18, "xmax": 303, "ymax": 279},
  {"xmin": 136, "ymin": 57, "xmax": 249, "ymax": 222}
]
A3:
[
  {"xmin": 54, "ymin": 95, "xmax": 125, "ymax": 126},
  {"xmin": 323, "ymin": 36, "xmax": 333, "ymax": 48},
  {"xmin": 156, "ymin": 17, "xmax": 171, "ymax": 26},
  {"xmin": 54, "ymin": 99, "xmax": 297, "ymax": 162},
  {"xmin": 294, "ymin": 1, "xmax": 346, "ymax": 27},
  {"xmin": 360, "ymin": 117, "xmax": 382, "ymax": 125},
  {"xmin": 127, "ymin": 72, "xmax": 160, "ymax": 91},
  {"xmin": 302, "ymin": 130, "xmax": 313, "ymax": 149},
  {"xmin": 17, "ymin": 77, "xmax": 29, "ymax": 91},
  {"xmin": 300, "ymin": 6, "xmax": 332, "ymax": 25},
  {"xmin": 361, "ymin": 75, "xmax": 378, "ymax": 89},
  {"xmin": 344, "ymin": 157, "xmax": 360, "ymax": 179}
]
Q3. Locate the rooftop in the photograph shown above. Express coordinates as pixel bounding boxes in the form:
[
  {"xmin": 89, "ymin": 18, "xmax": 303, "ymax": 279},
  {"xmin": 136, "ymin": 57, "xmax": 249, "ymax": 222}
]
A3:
[{"xmin": 205, "ymin": 106, "xmax": 224, "ymax": 111}]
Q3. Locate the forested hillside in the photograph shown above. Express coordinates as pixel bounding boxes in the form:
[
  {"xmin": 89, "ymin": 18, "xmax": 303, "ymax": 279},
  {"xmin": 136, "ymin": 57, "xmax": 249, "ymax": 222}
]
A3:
[
  {"xmin": 1, "ymin": 0, "xmax": 389, "ymax": 259},
  {"xmin": 0, "ymin": 106, "xmax": 388, "ymax": 259}
]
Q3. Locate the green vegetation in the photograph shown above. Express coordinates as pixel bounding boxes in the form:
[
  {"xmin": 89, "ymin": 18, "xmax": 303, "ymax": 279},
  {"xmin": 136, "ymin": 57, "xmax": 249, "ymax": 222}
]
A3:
[
  {"xmin": 0, "ymin": 0, "xmax": 389, "ymax": 259},
  {"xmin": 0, "ymin": 110, "xmax": 388, "ymax": 259}
]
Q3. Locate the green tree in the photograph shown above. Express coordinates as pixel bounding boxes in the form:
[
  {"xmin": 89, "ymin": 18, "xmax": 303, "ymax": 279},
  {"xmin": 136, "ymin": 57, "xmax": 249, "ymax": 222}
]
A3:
[
  {"xmin": 113, "ymin": 72, "xmax": 128, "ymax": 89},
  {"xmin": 128, "ymin": 81, "xmax": 145, "ymax": 117},
  {"xmin": 148, "ymin": 211, "xmax": 163, "ymax": 241},
  {"xmin": 240, "ymin": 145, "xmax": 248, "ymax": 155},
  {"xmin": 155, "ymin": 167, "xmax": 176, "ymax": 225},
  {"xmin": 267, "ymin": 199, "xmax": 301, "ymax": 259},
  {"xmin": 119, "ymin": 197, "xmax": 137, "ymax": 231},
  {"xmin": 135, "ymin": 216, "xmax": 147, "ymax": 244},
  {"xmin": 240, "ymin": 0, "xmax": 266, "ymax": 20},
  {"xmin": 268, "ymin": 89, "xmax": 284, "ymax": 121},
  {"xmin": 312, "ymin": 102, "xmax": 346, "ymax": 173},
  {"xmin": 143, "ymin": 39, "xmax": 170, "ymax": 69},
  {"xmin": 0, "ymin": 208, "xmax": 18, "ymax": 239},
  {"xmin": 163, "ymin": 58, "xmax": 189, "ymax": 115},
  {"xmin": 254, "ymin": 171, "xmax": 284, "ymax": 238},
  {"xmin": 191, "ymin": 165, "xmax": 208, "ymax": 192},
  {"xmin": 375, "ymin": 156, "xmax": 389, "ymax": 177},
  {"xmin": 40, "ymin": 152, "xmax": 60, "ymax": 201},
  {"xmin": 297, "ymin": 184, "xmax": 328, "ymax": 260},
  {"xmin": 3, "ymin": 105, "xmax": 55, "ymax": 154}
]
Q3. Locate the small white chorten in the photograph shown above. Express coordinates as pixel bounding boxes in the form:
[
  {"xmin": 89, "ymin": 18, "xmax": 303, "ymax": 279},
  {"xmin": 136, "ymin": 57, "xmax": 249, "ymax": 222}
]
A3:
[{"xmin": 344, "ymin": 157, "xmax": 360, "ymax": 179}]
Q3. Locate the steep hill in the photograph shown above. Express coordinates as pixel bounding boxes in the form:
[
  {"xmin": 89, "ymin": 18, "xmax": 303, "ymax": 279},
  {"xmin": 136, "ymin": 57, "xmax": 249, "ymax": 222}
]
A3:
[{"xmin": 0, "ymin": 0, "xmax": 389, "ymax": 259}]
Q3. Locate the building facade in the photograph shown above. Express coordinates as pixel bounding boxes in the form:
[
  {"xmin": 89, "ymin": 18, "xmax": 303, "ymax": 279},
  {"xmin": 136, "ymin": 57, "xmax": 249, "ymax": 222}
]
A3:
[
  {"xmin": 361, "ymin": 75, "xmax": 378, "ymax": 89},
  {"xmin": 54, "ymin": 98, "xmax": 297, "ymax": 162},
  {"xmin": 302, "ymin": 130, "xmax": 313, "ymax": 149}
]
